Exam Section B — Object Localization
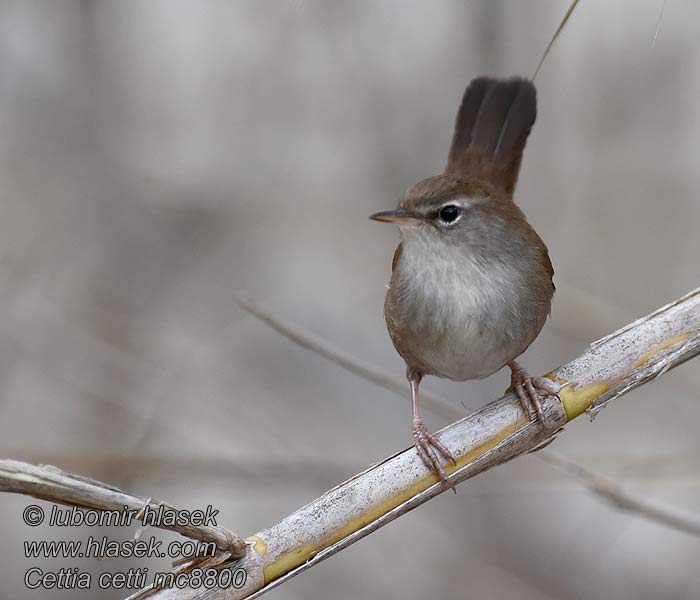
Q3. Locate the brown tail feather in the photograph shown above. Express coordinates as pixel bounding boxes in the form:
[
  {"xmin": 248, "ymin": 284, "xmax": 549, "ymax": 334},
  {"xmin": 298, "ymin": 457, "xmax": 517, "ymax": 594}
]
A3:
[{"xmin": 444, "ymin": 77, "xmax": 536, "ymax": 196}]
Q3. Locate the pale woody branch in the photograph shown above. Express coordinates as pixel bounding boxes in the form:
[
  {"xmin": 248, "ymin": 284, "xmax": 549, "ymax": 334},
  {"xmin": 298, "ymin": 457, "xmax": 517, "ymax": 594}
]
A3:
[{"xmin": 133, "ymin": 286, "xmax": 699, "ymax": 600}]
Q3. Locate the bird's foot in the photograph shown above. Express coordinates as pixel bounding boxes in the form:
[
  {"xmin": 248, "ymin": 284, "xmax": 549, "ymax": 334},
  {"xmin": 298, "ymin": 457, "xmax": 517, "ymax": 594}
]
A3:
[
  {"xmin": 507, "ymin": 361, "xmax": 560, "ymax": 425},
  {"xmin": 412, "ymin": 418, "xmax": 457, "ymax": 490}
]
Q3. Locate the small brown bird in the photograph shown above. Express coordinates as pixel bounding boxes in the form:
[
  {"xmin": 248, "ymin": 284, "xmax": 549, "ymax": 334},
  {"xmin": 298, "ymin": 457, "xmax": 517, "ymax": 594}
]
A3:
[{"xmin": 370, "ymin": 76, "xmax": 558, "ymax": 484}]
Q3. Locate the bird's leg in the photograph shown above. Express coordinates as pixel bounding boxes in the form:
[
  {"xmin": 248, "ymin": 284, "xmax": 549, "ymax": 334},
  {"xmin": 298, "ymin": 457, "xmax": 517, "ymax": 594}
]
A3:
[
  {"xmin": 409, "ymin": 371, "xmax": 457, "ymax": 488},
  {"xmin": 506, "ymin": 360, "xmax": 560, "ymax": 424}
]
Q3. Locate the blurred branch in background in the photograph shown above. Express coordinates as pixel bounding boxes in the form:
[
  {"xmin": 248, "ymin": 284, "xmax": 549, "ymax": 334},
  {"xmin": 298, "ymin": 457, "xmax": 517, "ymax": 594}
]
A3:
[
  {"xmin": 538, "ymin": 451, "xmax": 700, "ymax": 538},
  {"xmin": 235, "ymin": 295, "xmax": 465, "ymax": 420},
  {"xmin": 0, "ymin": 460, "xmax": 247, "ymax": 558}
]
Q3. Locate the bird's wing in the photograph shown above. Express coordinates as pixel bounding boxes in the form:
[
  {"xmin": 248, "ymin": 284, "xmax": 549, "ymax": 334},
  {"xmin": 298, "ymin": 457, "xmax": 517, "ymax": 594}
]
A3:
[{"xmin": 391, "ymin": 243, "xmax": 403, "ymax": 272}]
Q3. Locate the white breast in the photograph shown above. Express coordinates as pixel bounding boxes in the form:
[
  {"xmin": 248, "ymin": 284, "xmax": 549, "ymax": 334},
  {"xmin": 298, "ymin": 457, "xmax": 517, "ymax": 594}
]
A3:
[{"xmin": 388, "ymin": 231, "xmax": 532, "ymax": 381}]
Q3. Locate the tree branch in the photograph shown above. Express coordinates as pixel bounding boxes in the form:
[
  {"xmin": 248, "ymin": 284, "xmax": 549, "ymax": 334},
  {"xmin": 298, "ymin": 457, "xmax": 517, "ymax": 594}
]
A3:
[{"xmin": 132, "ymin": 286, "xmax": 699, "ymax": 599}]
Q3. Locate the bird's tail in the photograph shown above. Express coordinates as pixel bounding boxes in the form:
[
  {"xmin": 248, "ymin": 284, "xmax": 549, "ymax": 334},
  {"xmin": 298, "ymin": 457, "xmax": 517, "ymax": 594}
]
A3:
[{"xmin": 444, "ymin": 77, "xmax": 536, "ymax": 196}]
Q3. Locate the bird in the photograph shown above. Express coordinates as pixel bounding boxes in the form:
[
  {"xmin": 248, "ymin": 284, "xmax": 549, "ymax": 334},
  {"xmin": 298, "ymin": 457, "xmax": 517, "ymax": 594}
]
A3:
[{"xmin": 370, "ymin": 76, "xmax": 557, "ymax": 485}]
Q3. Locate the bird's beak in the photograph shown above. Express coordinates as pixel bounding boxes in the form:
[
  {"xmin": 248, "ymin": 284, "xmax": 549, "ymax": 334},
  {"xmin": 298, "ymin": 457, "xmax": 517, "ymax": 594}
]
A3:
[{"xmin": 369, "ymin": 208, "xmax": 420, "ymax": 224}]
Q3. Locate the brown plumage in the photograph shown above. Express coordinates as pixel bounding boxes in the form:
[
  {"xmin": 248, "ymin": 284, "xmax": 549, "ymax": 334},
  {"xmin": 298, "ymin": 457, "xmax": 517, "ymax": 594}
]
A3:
[{"xmin": 444, "ymin": 77, "xmax": 536, "ymax": 196}]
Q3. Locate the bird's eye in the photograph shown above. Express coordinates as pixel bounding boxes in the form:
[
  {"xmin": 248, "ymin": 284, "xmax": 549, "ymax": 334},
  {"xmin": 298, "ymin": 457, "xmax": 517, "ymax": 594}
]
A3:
[{"xmin": 438, "ymin": 205, "xmax": 461, "ymax": 224}]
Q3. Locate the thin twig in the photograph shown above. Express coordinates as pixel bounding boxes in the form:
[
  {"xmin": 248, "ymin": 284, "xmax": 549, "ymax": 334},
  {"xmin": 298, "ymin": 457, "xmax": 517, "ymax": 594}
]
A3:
[
  {"xmin": 533, "ymin": 0, "xmax": 581, "ymax": 80},
  {"xmin": 0, "ymin": 460, "xmax": 247, "ymax": 558},
  {"xmin": 235, "ymin": 295, "xmax": 467, "ymax": 420},
  {"xmin": 652, "ymin": 0, "xmax": 668, "ymax": 49},
  {"xmin": 538, "ymin": 451, "xmax": 700, "ymax": 538}
]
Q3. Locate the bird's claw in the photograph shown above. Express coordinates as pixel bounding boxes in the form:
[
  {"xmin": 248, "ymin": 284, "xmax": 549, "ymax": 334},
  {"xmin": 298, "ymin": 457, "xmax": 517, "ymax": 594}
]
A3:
[
  {"xmin": 509, "ymin": 365, "xmax": 560, "ymax": 425},
  {"xmin": 412, "ymin": 418, "xmax": 457, "ymax": 491}
]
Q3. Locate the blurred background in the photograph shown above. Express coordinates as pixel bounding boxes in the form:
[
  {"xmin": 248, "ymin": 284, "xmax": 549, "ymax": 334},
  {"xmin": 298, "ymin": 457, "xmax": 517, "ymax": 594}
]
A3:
[{"xmin": 1, "ymin": 1, "xmax": 699, "ymax": 598}]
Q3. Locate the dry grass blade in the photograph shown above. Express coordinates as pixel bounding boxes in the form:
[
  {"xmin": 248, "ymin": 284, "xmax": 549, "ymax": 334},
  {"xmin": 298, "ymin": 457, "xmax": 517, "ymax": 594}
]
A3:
[
  {"xmin": 652, "ymin": 0, "xmax": 668, "ymax": 48},
  {"xmin": 533, "ymin": 0, "xmax": 581, "ymax": 80}
]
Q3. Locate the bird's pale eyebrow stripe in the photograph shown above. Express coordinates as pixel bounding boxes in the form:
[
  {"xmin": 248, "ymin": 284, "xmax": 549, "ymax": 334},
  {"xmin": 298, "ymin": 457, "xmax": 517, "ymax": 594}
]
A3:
[{"xmin": 441, "ymin": 195, "xmax": 489, "ymax": 209}]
